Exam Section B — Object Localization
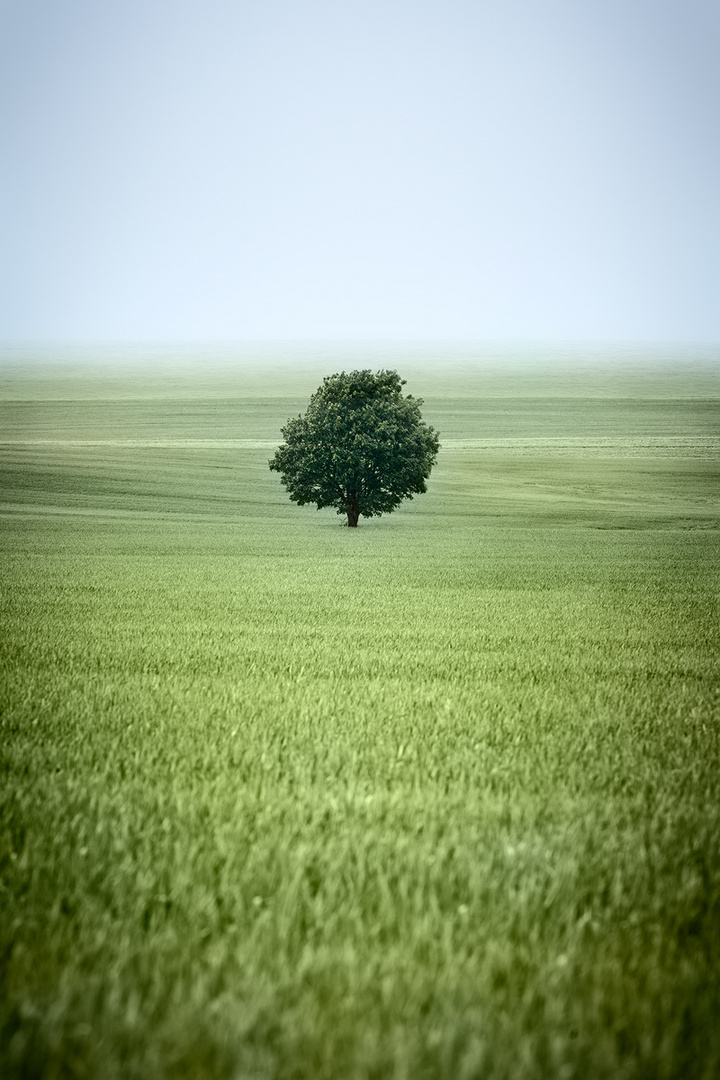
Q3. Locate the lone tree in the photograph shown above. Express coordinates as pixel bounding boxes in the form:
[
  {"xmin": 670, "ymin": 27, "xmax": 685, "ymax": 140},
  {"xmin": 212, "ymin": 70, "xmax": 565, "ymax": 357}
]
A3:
[{"xmin": 269, "ymin": 369, "xmax": 440, "ymax": 527}]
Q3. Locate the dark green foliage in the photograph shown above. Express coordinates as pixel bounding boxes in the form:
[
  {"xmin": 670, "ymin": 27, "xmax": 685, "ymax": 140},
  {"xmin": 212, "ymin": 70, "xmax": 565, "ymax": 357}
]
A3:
[{"xmin": 268, "ymin": 369, "xmax": 440, "ymax": 525}]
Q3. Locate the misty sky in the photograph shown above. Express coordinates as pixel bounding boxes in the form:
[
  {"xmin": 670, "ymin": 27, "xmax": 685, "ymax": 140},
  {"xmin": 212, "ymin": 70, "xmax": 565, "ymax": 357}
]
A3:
[{"xmin": 1, "ymin": 0, "xmax": 719, "ymax": 342}]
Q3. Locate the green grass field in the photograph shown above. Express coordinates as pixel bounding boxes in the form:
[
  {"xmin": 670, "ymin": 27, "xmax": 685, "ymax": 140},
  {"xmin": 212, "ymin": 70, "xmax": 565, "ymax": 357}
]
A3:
[{"xmin": 1, "ymin": 349, "xmax": 719, "ymax": 1079}]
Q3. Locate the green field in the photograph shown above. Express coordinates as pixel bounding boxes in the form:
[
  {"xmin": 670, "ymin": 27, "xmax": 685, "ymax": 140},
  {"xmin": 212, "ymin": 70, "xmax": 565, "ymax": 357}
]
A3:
[{"xmin": 1, "ymin": 349, "xmax": 719, "ymax": 1079}]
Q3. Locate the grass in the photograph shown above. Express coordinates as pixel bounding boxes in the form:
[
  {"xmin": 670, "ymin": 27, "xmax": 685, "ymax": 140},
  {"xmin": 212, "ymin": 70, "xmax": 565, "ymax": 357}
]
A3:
[{"xmin": 1, "ymin": 350, "xmax": 719, "ymax": 1079}]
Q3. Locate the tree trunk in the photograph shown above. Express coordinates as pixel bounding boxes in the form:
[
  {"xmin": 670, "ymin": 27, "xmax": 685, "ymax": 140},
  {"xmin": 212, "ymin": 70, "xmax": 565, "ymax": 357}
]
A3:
[{"xmin": 346, "ymin": 497, "xmax": 360, "ymax": 527}]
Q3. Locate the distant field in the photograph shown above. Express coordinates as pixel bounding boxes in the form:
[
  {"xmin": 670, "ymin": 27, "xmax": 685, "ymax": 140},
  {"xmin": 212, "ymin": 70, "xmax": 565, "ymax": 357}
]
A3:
[{"xmin": 1, "ymin": 351, "xmax": 719, "ymax": 1080}]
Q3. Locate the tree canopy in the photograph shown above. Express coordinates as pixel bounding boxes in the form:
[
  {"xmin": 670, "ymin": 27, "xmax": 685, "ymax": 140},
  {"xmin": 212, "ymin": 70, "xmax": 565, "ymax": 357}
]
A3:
[{"xmin": 269, "ymin": 369, "xmax": 440, "ymax": 526}]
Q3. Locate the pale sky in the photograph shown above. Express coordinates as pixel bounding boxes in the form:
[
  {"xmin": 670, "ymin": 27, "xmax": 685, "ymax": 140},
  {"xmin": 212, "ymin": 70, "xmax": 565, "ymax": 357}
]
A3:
[{"xmin": 1, "ymin": 0, "xmax": 719, "ymax": 342}]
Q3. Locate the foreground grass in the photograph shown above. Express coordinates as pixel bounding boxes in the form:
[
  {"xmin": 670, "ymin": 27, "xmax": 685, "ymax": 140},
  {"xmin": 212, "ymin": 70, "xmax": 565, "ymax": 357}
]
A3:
[{"xmin": 1, "ymin": 356, "xmax": 719, "ymax": 1079}]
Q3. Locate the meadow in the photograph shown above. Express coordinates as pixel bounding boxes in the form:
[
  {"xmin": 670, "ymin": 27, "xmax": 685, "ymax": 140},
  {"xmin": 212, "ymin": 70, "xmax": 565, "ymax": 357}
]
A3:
[{"xmin": 1, "ymin": 348, "xmax": 719, "ymax": 1079}]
